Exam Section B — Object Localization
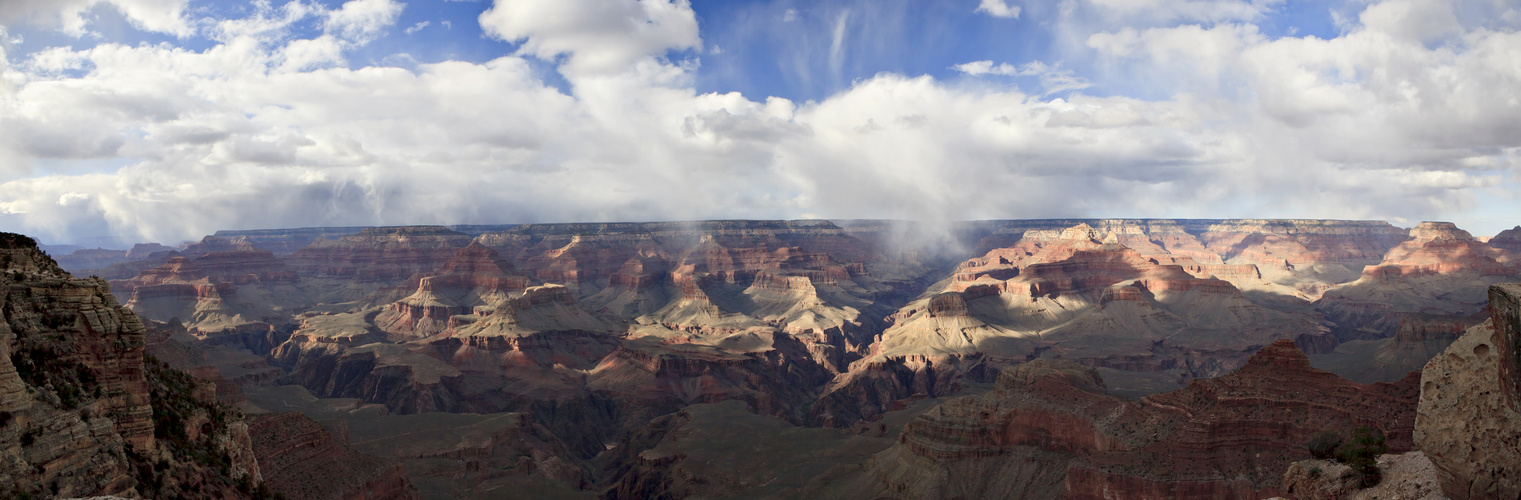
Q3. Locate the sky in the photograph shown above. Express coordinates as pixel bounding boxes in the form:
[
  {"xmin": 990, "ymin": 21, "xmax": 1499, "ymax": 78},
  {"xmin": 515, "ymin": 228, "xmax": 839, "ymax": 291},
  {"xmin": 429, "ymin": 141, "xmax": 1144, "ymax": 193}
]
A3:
[{"xmin": 0, "ymin": 0, "xmax": 1518, "ymax": 247}]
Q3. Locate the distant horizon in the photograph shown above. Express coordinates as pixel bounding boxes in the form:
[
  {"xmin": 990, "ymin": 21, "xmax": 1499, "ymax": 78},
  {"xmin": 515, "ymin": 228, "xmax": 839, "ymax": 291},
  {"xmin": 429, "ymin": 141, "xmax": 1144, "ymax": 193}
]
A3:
[
  {"xmin": 27, "ymin": 216, "xmax": 1519, "ymax": 251},
  {"xmin": 3, "ymin": 0, "xmax": 1519, "ymax": 248}
]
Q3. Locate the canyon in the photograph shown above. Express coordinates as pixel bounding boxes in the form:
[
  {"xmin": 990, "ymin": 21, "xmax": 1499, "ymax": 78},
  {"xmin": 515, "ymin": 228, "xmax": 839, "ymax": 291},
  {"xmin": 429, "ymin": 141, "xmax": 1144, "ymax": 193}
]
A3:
[{"xmin": 17, "ymin": 219, "xmax": 1521, "ymax": 498}]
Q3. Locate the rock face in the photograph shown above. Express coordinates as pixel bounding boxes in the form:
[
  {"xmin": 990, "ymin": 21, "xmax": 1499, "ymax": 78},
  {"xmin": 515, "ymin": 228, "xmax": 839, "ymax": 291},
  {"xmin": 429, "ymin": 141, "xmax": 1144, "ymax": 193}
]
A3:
[
  {"xmin": 374, "ymin": 242, "xmax": 532, "ymax": 338},
  {"xmin": 53, "ymin": 248, "xmax": 131, "ymax": 271},
  {"xmin": 206, "ymin": 227, "xmax": 368, "ymax": 256},
  {"xmin": 852, "ymin": 340, "xmax": 1419, "ymax": 500},
  {"xmin": 1415, "ymin": 283, "xmax": 1521, "ymax": 499},
  {"xmin": 815, "ymin": 223, "xmax": 1330, "ymax": 425},
  {"xmin": 0, "ymin": 232, "xmax": 265, "ymax": 498},
  {"xmin": 286, "ymin": 226, "xmax": 473, "ymax": 286},
  {"xmin": 115, "ymin": 250, "xmax": 306, "ymax": 337},
  {"xmin": 1490, "ymin": 226, "xmax": 1521, "ymax": 256},
  {"xmin": 248, "ymin": 412, "xmax": 419, "ymax": 500},
  {"xmin": 1318, "ymin": 222, "xmax": 1516, "ymax": 341}
]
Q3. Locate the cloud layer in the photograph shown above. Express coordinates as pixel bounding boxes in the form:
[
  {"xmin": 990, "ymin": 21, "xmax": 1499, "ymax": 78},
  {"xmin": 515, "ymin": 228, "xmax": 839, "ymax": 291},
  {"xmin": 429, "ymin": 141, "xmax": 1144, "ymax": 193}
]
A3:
[{"xmin": 0, "ymin": 0, "xmax": 1518, "ymax": 246}]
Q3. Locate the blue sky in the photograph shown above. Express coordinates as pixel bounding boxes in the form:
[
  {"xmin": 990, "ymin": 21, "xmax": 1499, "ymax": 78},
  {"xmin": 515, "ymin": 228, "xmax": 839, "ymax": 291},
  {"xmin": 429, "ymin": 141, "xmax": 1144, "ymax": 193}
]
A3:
[{"xmin": 0, "ymin": 0, "xmax": 1518, "ymax": 246}]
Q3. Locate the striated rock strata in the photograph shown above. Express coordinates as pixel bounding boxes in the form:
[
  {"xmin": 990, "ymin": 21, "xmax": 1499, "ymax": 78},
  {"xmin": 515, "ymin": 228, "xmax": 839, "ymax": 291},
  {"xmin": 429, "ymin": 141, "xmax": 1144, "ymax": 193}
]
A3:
[
  {"xmin": 814, "ymin": 223, "xmax": 1328, "ymax": 426},
  {"xmin": 0, "ymin": 232, "xmax": 265, "ymax": 498},
  {"xmin": 248, "ymin": 412, "xmax": 419, "ymax": 500},
  {"xmin": 848, "ymin": 340, "xmax": 1418, "ymax": 499}
]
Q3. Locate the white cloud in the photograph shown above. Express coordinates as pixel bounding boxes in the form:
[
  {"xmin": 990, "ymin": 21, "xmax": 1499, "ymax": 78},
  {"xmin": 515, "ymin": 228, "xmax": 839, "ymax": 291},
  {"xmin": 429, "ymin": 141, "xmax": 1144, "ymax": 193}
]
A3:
[
  {"xmin": 783, "ymin": 8, "xmax": 799, "ymax": 22},
  {"xmin": 954, "ymin": 60, "xmax": 1092, "ymax": 94},
  {"xmin": 1, "ymin": 0, "xmax": 1519, "ymax": 245},
  {"xmin": 0, "ymin": 0, "xmax": 193, "ymax": 38},
  {"xmin": 405, "ymin": 20, "xmax": 430, "ymax": 35},
  {"xmin": 975, "ymin": 0, "xmax": 1022, "ymax": 19},
  {"xmin": 1359, "ymin": 0, "xmax": 1461, "ymax": 43},
  {"xmin": 323, "ymin": 0, "xmax": 405, "ymax": 44},
  {"xmin": 58, "ymin": 192, "xmax": 90, "ymax": 206},
  {"xmin": 478, "ymin": 0, "xmax": 700, "ymax": 77}
]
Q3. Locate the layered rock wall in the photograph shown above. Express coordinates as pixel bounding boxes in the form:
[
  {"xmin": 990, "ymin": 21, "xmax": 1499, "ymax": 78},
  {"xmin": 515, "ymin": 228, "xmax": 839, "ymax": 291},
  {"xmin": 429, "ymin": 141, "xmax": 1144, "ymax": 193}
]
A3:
[
  {"xmin": 249, "ymin": 412, "xmax": 419, "ymax": 500},
  {"xmin": 861, "ymin": 340, "xmax": 1420, "ymax": 500}
]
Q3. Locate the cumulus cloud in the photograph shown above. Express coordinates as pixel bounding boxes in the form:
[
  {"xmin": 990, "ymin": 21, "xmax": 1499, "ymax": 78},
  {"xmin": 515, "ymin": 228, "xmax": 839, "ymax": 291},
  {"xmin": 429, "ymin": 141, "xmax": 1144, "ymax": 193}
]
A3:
[
  {"xmin": 0, "ymin": 0, "xmax": 194, "ymax": 37},
  {"xmin": 0, "ymin": 0, "xmax": 1519, "ymax": 246},
  {"xmin": 324, "ymin": 0, "xmax": 405, "ymax": 44},
  {"xmin": 478, "ymin": 0, "xmax": 700, "ymax": 77},
  {"xmin": 975, "ymin": 0, "xmax": 1022, "ymax": 19}
]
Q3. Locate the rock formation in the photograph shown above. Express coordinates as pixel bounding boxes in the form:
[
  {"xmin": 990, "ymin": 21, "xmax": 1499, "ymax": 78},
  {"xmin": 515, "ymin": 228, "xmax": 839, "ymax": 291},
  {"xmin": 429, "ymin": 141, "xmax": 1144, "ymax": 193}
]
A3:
[
  {"xmin": 1490, "ymin": 226, "xmax": 1521, "ymax": 256},
  {"xmin": 814, "ymin": 224, "xmax": 1327, "ymax": 425},
  {"xmin": 1281, "ymin": 451, "xmax": 1446, "ymax": 500},
  {"xmin": 114, "ymin": 249, "xmax": 306, "ymax": 338},
  {"xmin": 0, "ymin": 232, "xmax": 266, "ymax": 498},
  {"xmin": 373, "ymin": 242, "xmax": 531, "ymax": 338},
  {"xmin": 1414, "ymin": 283, "xmax": 1521, "ymax": 499},
  {"xmin": 53, "ymin": 248, "xmax": 132, "ymax": 271},
  {"xmin": 63, "ymin": 219, "xmax": 1521, "ymax": 498},
  {"xmin": 1318, "ymin": 222, "xmax": 1515, "ymax": 341},
  {"xmin": 286, "ymin": 226, "xmax": 473, "ymax": 288},
  {"xmin": 836, "ymin": 340, "xmax": 1418, "ymax": 499},
  {"xmin": 248, "ymin": 412, "xmax": 419, "ymax": 499}
]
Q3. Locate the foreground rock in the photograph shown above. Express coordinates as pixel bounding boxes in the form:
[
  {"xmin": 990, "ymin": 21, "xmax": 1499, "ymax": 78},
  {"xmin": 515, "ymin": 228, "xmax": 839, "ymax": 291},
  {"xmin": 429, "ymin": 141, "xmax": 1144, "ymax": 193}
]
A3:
[
  {"xmin": 1281, "ymin": 451, "xmax": 1446, "ymax": 500},
  {"xmin": 1415, "ymin": 283, "xmax": 1521, "ymax": 499},
  {"xmin": 0, "ymin": 232, "xmax": 265, "ymax": 498}
]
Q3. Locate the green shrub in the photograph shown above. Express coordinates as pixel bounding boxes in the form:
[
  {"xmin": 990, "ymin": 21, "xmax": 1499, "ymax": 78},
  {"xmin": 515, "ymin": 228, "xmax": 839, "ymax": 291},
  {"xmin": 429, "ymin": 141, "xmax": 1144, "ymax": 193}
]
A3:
[
  {"xmin": 1307, "ymin": 430, "xmax": 1343, "ymax": 459},
  {"xmin": 1337, "ymin": 426, "xmax": 1387, "ymax": 488}
]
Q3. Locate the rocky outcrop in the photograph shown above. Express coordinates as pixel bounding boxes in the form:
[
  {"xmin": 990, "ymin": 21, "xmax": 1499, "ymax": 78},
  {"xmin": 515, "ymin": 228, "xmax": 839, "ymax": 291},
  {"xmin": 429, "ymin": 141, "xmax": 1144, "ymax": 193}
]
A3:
[
  {"xmin": 1281, "ymin": 452, "xmax": 1446, "ymax": 500},
  {"xmin": 853, "ymin": 340, "xmax": 1419, "ymax": 500},
  {"xmin": 1414, "ymin": 283, "xmax": 1521, "ymax": 499},
  {"xmin": 374, "ymin": 242, "xmax": 531, "ymax": 338},
  {"xmin": 248, "ymin": 412, "xmax": 419, "ymax": 500},
  {"xmin": 0, "ymin": 232, "xmax": 264, "ymax": 498}
]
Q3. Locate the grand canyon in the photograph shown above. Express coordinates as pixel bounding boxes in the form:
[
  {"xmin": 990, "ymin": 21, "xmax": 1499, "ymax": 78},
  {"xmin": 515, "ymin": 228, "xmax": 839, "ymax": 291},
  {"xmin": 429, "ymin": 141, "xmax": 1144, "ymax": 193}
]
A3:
[
  {"xmin": 4, "ymin": 218, "xmax": 1519, "ymax": 499},
  {"xmin": 5, "ymin": 0, "xmax": 1519, "ymax": 497}
]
